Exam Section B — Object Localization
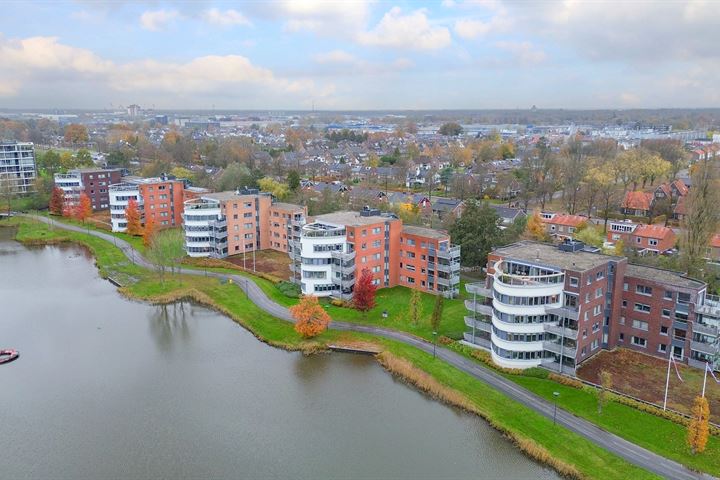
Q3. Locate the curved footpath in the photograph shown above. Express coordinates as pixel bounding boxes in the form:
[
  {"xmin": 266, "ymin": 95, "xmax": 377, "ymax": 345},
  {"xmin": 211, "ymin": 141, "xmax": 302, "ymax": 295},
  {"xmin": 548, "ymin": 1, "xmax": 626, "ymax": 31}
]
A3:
[{"xmin": 28, "ymin": 215, "xmax": 715, "ymax": 480}]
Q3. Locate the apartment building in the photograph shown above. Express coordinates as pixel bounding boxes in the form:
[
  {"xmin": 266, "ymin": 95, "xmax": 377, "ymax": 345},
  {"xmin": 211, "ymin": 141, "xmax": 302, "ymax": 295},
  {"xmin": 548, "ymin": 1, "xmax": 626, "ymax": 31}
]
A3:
[
  {"xmin": 109, "ymin": 175, "xmax": 185, "ymax": 232},
  {"xmin": 183, "ymin": 189, "xmax": 307, "ymax": 260},
  {"xmin": 53, "ymin": 168, "xmax": 122, "ymax": 211},
  {"xmin": 293, "ymin": 208, "xmax": 460, "ymax": 298},
  {"xmin": 0, "ymin": 141, "xmax": 36, "ymax": 194},
  {"xmin": 464, "ymin": 239, "xmax": 719, "ymax": 375}
]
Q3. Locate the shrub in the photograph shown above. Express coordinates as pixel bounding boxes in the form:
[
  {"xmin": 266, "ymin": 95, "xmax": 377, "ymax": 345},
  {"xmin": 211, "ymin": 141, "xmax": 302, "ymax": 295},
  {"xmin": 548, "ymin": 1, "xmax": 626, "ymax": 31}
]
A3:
[
  {"xmin": 438, "ymin": 335, "xmax": 454, "ymax": 346},
  {"xmin": 523, "ymin": 367, "xmax": 550, "ymax": 379},
  {"xmin": 277, "ymin": 281, "xmax": 301, "ymax": 298},
  {"xmin": 548, "ymin": 373, "xmax": 584, "ymax": 388},
  {"xmin": 330, "ymin": 298, "xmax": 344, "ymax": 307}
]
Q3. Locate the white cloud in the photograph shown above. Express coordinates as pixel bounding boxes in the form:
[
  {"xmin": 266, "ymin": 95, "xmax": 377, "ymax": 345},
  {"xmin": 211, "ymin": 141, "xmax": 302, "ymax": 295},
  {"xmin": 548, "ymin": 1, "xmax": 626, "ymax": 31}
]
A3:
[
  {"xmin": 495, "ymin": 41, "xmax": 546, "ymax": 65},
  {"xmin": 139, "ymin": 9, "xmax": 179, "ymax": 31},
  {"xmin": 252, "ymin": 0, "xmax": 371, "ymax": 35},
  {"xmin": 357, "ymin": 7, "xmax": 451, "ymax": 51},
  {"xmin": 313, "ymin": 50, "xmax": 357, "ymax": 64},
  {"xmin": 0, "ymin": 35, "xmax": 323, "ymax": 105},
  {"xmin": 201, "ymin": 8, "xmax": 251, "ymax": 27}
]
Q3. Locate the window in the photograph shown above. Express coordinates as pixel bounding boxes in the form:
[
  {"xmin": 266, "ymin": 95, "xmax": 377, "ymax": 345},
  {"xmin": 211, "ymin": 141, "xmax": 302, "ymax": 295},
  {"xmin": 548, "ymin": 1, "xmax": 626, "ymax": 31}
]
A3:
[
  {"xmin": 636, "ymin": 237, "xmax": 642, "ymax": 244},
  {"xmin": 634, "ymin": 303, "xmax": 651, "ymax": 313},
  {"xmin": 372, "ymin": 227, "xmax": 381, "ymax": 234},
  {"xmin": 619, "ymin": 332, "xmax": 624, "ymax": 342},
  {"xmin": 662, "ymin": 308, "xmax": 671, "ymax": 317},
  {"xmin": 361, "ymin": 229, "xmax": 367, "ymax": 237},
  {"xmin": 660, "ymin": 325, "xmax": 669, "ymax": 336},
  {"xmin": 636, "ymin": 285, "xmax": 653, "ymax": 296},
  {"xmin": 596, "ymin": 271, "xmax": 605, "ymax": 280},
  {"xmin": 622, "ymin": 300, "xmax": 628, "ymax": 308},
  {"xmin": 585, "ymin": 293, "xmax": 590, "ymax": 303},
  {"xmin": 586, "ymin": 276, "xmax": 592, "ymax": 285},
  {"xmin": 582, "ymin": 329, "xmax": 587, "ymax": 338},
  {"xmin": 407, "ymin": 277, "xmax": 415, "ymax": 284},
  {"xmin": 623, "ymin": 282, "xmax": 628, "ymax": 291},
  {"xmin": 593, "ymin": 305, "xmax": 602, "ymax": 316},
  {"xmin": 406, "ymin": 238, "xmax": 416, "ymax": 246},
  {"xmin": 632, "ymin": 319, "xmax": 649, "ymax": 331},
  {"xmin": 244, "ymin": 202, "xmax": 252, "ymax": 208},
  {"xmin": 361, "ymin": 243, "xmax": 367, "ymax": 250},
  {"xmin": 407, "ymin": 251, "xmax": 416, "ymax": 259},
  {"xmin": 591, "ymin": 339, "xmax": 599, "ymax": 350},
  {"xmin": 649, "ymin": 239, "xmax": 658, "ymax": 247},
  {"xmin": 658, "ymin": 344, "xmax": 667, "ymax": 353},
  {"xmin": 592, "ymin": 322, "xmax": 600, "ymax": 333},
  {"xmin": 584, "ymin": 311, "xmax": 589, "ymax": 321},
  {"xmin": 420, "ymin": 242, "xmax": 426, "ymax": 248},
  {"xmin": 372, "ymin": 240, "xmax": 381, "ymax": 248},
  {"xmin": 372, "ymin": 253, "xmax": 381, "ymax": 260},
  {"xmin": 595, "ymin": 287, "xmax": 603, "ymax": 299},
  {"xmin": 619, "ymin": 316, "xmax": 625, "ymax": 325},
  {"xmin": 631, "ymin": 336, "xmax": 647, "ymax": 348},
  {"xmin": 664, "ymin": 290, "xmax": 673, "ymax": 300},
  {"xmin": 569, "ymin": 277, "xmax": 579, "ymax": 287},
  {"xmin": 244, "ymin": 212, "xmax": 252, "ymax": 218},
  {"xmin": 372, "ymin": 266, "xmax": 381, "ymax": 273}
]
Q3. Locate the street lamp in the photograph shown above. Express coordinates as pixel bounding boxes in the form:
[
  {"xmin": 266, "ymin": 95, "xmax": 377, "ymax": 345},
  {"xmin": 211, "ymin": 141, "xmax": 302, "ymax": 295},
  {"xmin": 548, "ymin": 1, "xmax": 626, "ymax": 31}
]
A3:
[
  {"xmin": 432, "ymin": 331, "xmax": 438, "ymax": 359},
  {"xmin": 552, "ymin": 391, "xmax": 560, "ymax": 425}
]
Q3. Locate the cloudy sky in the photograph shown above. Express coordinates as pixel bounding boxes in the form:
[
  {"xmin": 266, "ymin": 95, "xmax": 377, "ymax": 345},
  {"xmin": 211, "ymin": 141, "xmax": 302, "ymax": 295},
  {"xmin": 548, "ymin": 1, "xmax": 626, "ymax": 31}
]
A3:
[{"xmin": 1, "ymin": 0, "xmax": 718, "ymax": 110}]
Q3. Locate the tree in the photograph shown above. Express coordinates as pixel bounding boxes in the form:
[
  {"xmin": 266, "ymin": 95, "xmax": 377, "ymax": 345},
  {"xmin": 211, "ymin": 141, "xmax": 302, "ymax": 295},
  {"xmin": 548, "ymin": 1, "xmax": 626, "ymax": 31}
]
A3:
[
  {"xmin": 73, "ymin": 192, "xmax": 92, "ymax": 222},
  {"xmin": 258, "ymin": 177, "xmax": 290, "ymax": 200},
  {"xmin": 597, "ymin": 371, "xmax": 612, "ymax": 414},
  {"xmin": 37, "ymin": 149, "xmax": 62, "ymax": 175},
  {"xmin": 438, "ymin": 122, "xmax": 463, "ymax": 136},
  {"xmin": 75, "ymin": 148, "xmax": 94, "ymax": 167},
  {"xmin": 430, "ymin": 293, "xmax": 444, "ymax": 332},
  {"xmin": 449, "ymin": 200, "xmax": 501, "ymax": 267},
  {"xmin": 147, "ymin": 228, "xmax": 185, "ymax": 283},
  {"xmin": 687, "ymin": 395, "xmax": 710, "ymax": 454},
  {"xmin": 143, "ymin": 214, "xmax": 157, "ymax": 247},
  {"xmin": 575, "ymin": 223, "xmax": 604, "ymax": 248},
  {"xmin": 681, "ymin": 159, "xmax": 720, "ymax": 277},
  {"xmin": 49, "ymin": 187, "xmax": 65, "ymax": 216},
  {"xmin": 353, "ymin": 268, "xmax": 376, "ymax": 318},
  {"xmin": 215, "ymin": 162, "xmax": 253, "ymax": 191},
  {"xmin": 63, "ymin": 124, "xmax": 88, "ymax": 144},
  {"xmin": 290, "ymin": 295, "xmax": 331, "ymax": 338},
  {"xmin": 408, "ymin": 289, "xmax": 422, "ymax": 326},
  {"xmin": 125, "ymin": 199, "xmax": 142, "ymax": 235},
  {"xmin": 106, "ymin": 150, "xmax": 129, "ymax": 168},
  {"xmin": 287, "ymin": 170, "xmax": 300, "ymax": 191},
  {"xmin": 525, "ymin": 209, "xmax": 548, "ymax": 241}
]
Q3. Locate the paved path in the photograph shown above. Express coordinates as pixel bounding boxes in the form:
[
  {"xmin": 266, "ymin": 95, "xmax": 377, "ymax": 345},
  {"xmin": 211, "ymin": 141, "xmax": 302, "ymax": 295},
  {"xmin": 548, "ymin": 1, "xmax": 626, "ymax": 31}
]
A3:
[{"xmin": 29, "ymin": 215, "xmax": 715, "ymax": 480}]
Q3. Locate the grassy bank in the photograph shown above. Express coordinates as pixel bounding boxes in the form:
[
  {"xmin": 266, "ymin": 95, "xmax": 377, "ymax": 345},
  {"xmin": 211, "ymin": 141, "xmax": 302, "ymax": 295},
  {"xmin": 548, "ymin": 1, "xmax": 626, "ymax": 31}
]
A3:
[{"xmin": 2, "ymin": 216, "xmax": 708, "ymax": 479}]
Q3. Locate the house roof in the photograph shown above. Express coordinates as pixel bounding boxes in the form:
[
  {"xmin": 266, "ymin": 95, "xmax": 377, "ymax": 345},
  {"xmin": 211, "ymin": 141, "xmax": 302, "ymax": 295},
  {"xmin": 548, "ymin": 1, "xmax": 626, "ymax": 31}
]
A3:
[
  {"xmin": 546, "ymin": 214, "xmax": 587, "ymax": 227},
  {"xmin": 633, "ymin": 224, "xmax": 675, "ymax": 240},
  {"xmin": 489, "ymin": 205, "xmax": 526, "ymax": 222},
  {"xmin": 710, "ymin": 234, "xmax": 720, "ymax": 249},
  {"xmin": 622, "ymin": 191, "xmax": 654, "ymax": 211},
  {"xmin": 625, "ymin": 264, "xmax": 704, "ymax": 290},
  {"xmin": 401, "ymin": 224, "xmax": 449, "ymax": 240},
  {"xmin": 673, "ymin": 195, "xmax": 688, "ymax": 216},
  {"xmin": 673, "ymin": 178, "xmax": 689, "ymax": 196},
  {"xmin": 431, "ymin": 197, "xmax": 464, "ymax": 212}
]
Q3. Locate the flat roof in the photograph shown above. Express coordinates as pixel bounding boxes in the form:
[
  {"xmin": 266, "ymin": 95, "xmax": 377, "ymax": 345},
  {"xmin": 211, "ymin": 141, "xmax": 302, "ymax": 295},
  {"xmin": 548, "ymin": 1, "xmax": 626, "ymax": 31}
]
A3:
[
  {"xmin": 493, "ymin": 241, "xmax": 620, "ymax": 272},
  {"xmin": 203, "ymin": 191, "xmax": 249, "ymax": 202},
  {"xmin": 402, "ymin": 224, "xmax": 448, "ymax": 240},
  {"xmin": 625, "ymin": 264, "xmax": 704, "ymax": 290},
  {"xmin": 271, "ymin": 202, "xmax": 305, "ymax": 212},
  {"xmin": 314, "ymin": 210, "xmax": 395, "ymax": 227}
]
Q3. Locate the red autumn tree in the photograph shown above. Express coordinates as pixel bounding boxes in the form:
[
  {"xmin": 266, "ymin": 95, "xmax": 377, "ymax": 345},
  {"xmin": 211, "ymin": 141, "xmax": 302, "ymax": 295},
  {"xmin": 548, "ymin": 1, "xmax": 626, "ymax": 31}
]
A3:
[
  {"xmin": 49, "ymin": 187, "xmax": 65, "ymax": 216},
  {"xmin": 290, "ymin": 295, "xmax": 331, "ymax": 338},
  {"xmin": 73, "ymin": 192, "xmax": 92, "ymax": 222},
  {"xmin": 353, "ymin": 267, "xmax": 377, "ymax": 318},
  {"xmin": 125, "ymin": 198, "xmax": 142, "ymax": 235},
  {"xmin": 143, "ymin": 213, "xmax": 157, "ymax": 247}
]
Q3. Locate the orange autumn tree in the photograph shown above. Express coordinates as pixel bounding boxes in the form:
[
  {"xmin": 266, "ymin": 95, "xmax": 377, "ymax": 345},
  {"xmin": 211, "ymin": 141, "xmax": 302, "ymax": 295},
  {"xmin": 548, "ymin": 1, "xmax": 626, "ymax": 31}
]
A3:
[
  {"xmin": 73, "ymin": 192, "xmax": 92, "ymax": 222},
  {"xmin": 525, "ymin": 209, "xmax": 548, "ymax": 241},
  {"xmin": 125, "ymin": 199, "xmax": 142, "ymax": 235},
  {"xmin": 687, "ymin": 395, "xmax": 710, "ymax": 454},
  {"xmin": 353, "ymin": 267, "xmax": 376, "ymax": 319},
  {"xmin": 290, "ymin": 295, "xmax": 331, "ymax": 338},
  {"xmin": 49, "ymin": 187, "xmax": 64, "ymax": 216},
  {"xmin": 143, "ymin": 213, "xmax": 157, "ymax": 247}
]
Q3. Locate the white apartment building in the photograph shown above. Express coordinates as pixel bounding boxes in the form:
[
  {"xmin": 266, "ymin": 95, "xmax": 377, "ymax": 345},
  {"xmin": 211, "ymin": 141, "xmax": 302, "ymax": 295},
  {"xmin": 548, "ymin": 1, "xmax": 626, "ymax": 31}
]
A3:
[
  {"xmin": 53, "ymin": 171, "xmax": 82, "ymax": 206},
  {"xmin": 109, "ymin": 183, "xmax": 141, "ymax": 232},
  {"xmin": 0, "ymin": 141, "xmax": 36, "ymax": 194},
  {"xmin": 182, "ymin": 197, "xmax": 227, "ymax": 258},
  {"xmin": 297, "ymin": 220, "xmax": 352, "ymax": 297}
]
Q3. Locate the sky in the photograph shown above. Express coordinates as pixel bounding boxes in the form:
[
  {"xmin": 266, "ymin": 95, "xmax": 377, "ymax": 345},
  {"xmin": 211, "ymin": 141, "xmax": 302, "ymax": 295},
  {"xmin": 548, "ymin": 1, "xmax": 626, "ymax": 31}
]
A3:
[{"xmin": 1, "ymin": 0, "xmax": 718, "ymax": 110}]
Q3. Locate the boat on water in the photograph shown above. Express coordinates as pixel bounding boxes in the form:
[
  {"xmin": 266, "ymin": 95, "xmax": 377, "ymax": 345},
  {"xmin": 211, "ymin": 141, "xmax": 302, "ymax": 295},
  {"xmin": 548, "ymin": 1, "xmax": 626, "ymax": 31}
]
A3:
[{"xmin": 0, "ymin": 349, "xmax": 19, "ymax": 365}]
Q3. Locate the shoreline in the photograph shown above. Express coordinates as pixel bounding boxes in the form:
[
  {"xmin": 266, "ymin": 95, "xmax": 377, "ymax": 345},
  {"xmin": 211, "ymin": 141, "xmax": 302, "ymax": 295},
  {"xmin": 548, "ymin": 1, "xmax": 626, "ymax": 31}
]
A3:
[{"xmin": 2, "ymin": 218, "xmax": 711, "ymax": 480}]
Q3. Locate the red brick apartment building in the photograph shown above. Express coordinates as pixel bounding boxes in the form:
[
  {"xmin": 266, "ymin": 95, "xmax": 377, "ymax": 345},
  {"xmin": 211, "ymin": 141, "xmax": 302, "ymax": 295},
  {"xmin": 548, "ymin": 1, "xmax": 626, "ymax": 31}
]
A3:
[
  {"xmin": 464, "ymin": 239, "xmax": 719, "ymax": 375},
  {"xmin": 54, "ymin": 168, "xmax": 122, "ymax": 211}
]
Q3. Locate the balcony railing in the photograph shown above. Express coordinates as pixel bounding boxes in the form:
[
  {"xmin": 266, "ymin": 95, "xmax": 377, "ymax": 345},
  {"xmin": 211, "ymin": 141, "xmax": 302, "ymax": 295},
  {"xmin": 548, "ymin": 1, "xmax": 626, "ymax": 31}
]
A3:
[
  {"xmin": 543, "ymin": 322, "xmax": 579, "ymax": 339},
  {"xmin": 436, "ymin": 262, "xmax": 460, "ymax": 273},
  {"xmin": 464, "ymin": 300, "xmax": 492, "ymax": 316},
  {"xmin": 690, "ymin": 340, "xmax": 718, "ymax": 356},
  {"xmin": 543, "ymin": 341, "xmax": 577, "ymax": 358},
  {"xmin": 331, "ymin": 250, "xmax": 356, "ymax": 261},
  {"xmin": 693, "ymin": 322, "xmax": 719, "ymax": 337},
  {"xmin": 464, "ymin": 316, "xmax": 492, "ymax": 333},
  {"xmin": 433, "ymin": 245, "xmax": 461, "ymax": 260},
  {"xmin": 436, "ymin": 274, "xmax": 460, "ymax": 287},
  {"xmin": 462, "ymin": 332, "xmax": 491, "ymax": 349},
  {"xmin": 546, "ymin": 305, "xmax": 580, "ymax": 321},
  {"xmin": 466, "ymin": 283, "xmax": 492, "ymax": 297}
]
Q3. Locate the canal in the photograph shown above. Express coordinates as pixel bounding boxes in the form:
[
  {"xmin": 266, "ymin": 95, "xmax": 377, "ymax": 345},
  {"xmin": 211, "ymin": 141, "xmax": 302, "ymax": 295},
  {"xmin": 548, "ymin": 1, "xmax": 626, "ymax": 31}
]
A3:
[{"xmin": 0, "ymin": 238, "xmax": 559, "ymax": 479}]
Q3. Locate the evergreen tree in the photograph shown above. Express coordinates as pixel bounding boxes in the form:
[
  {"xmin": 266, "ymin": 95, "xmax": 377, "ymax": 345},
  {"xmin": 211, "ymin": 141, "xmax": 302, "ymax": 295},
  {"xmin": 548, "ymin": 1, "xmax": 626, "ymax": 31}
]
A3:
[{"xmin": 449, "ymin": 200, "xmax": 501, "ymax": 267}]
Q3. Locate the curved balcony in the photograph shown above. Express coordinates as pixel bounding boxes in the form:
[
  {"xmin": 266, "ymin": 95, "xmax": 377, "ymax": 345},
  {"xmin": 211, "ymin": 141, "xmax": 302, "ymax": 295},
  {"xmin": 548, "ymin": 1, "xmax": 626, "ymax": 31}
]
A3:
[{"xmin": 492, "ymin": 260, "xmax": 564, "ymax": 290}]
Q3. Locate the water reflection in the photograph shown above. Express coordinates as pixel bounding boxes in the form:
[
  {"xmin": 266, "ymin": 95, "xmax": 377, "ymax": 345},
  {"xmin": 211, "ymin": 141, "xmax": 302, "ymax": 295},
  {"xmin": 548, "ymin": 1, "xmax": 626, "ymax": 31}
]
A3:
[{"xmin": 148, "ymin": 303, "xmax": 191, "ymax": 353}]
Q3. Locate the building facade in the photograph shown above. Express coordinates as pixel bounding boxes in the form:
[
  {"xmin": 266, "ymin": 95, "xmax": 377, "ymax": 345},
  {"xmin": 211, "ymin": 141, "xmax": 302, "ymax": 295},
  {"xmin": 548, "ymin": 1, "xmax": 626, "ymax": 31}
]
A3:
[
  {"xmin": 182, "ymin": 190, "xmax": 307, "ymax": 261},
  {"xmin": 109, "ymin": 175, "xmax": 186, "ymax": 232},
  {"xmin": 0, "ymin": 141, "xmax": 36, "ymax": 194},
  {"xmin": 464, "ymin": 240, "xmax": 719, "ymax": 374},
  {"xmin": 293, "ymin": 208, "xmax": 460, "ymax": 298},
  {"xmin": 54, "ymin": 168, "xmax": 122, "ymax": 211}
]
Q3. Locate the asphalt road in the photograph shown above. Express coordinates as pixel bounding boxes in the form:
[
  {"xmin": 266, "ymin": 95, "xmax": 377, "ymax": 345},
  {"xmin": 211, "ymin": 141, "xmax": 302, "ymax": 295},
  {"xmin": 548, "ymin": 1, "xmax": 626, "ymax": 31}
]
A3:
[{"xmin": 27, "ymin": 215, "xmax": 716, "ymax": 480}]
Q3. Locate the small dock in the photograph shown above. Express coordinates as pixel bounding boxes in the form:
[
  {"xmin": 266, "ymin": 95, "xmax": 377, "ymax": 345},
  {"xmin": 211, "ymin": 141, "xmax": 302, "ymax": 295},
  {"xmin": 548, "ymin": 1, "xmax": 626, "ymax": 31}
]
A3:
[{"xmin": 328, "ymin": 343, "xmax": 382, "ymax": 355}]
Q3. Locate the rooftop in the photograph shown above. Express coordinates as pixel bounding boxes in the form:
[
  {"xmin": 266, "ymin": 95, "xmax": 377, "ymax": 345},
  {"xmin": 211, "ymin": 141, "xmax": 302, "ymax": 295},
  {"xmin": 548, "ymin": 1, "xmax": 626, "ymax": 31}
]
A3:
[
  {"xmin": 493, "ymin": 240, "xmax": 621, "ymax": 272},
  {"xmin": 402, "ymin": 224, "xmax": 449, "ymax": 240},
  {"xmin": 625, "ymin": 264, "xmax": 704, "ymax": 290},
  {"xmin": 633, "ymin": 224, "xmax": 675, "ymax": 239},
  {"xmin": 202, "ymin": 191, "xmax": 263, "ymax": 202},
  {"xmin": 271, "ymin": 202, "xmax": 305, "ymax": 212},
  {"xmin": 314, "ymin": 210, "xmax": 397, "ymax": 227}
]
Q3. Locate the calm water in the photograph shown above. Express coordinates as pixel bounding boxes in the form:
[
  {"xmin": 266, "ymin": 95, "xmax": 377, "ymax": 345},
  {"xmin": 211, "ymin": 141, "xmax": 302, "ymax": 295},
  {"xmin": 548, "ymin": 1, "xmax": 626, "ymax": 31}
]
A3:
[{"xmin": 0, "ymin": 237, "xmax": 559, "ymax": 480}]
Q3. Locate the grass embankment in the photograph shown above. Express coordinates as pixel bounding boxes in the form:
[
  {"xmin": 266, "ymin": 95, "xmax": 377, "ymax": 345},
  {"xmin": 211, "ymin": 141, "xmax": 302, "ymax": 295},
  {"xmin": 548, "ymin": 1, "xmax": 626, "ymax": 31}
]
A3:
[{"xmin": 3, "ymin": 215, "xmax": 670, "ymax": 480}]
